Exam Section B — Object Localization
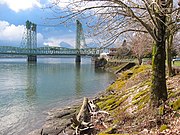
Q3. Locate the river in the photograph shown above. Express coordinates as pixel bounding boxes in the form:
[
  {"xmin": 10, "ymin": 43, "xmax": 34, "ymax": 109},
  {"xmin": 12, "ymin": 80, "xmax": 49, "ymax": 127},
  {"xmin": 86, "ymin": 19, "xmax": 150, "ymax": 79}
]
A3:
[{"xmin": 0, "ymin": 57, "xmax": 115, "ymax": 135}]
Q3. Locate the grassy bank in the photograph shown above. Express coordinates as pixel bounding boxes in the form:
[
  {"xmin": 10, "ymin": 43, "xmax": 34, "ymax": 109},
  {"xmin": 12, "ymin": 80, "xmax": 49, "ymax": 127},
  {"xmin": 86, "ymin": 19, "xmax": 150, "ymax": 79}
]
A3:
[
  {"xmin": 173, "ymin": 61, "xmax": 180, "ymax": 66},
  {"xmin": 95, "ymin": 64, "xmax": 180, "ymax": 134}
]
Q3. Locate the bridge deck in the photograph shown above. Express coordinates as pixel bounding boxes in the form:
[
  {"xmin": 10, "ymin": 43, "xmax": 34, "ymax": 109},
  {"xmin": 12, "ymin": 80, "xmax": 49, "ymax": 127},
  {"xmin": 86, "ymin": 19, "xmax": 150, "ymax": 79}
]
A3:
[{"xmin": 0, "ymin": 46, "xmax": 101, "ymax": 56}]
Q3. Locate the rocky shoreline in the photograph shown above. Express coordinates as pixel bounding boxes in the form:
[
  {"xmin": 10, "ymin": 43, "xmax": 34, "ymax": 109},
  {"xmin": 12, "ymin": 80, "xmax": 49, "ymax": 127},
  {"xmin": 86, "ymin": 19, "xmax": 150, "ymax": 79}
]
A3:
[
  {"xmin": 28, "ymin": 95, "xmax": 111, "ymax": 135},
  {"xmin": 28, "ymin": 104, "xmax": 79, "ymax": 135}
]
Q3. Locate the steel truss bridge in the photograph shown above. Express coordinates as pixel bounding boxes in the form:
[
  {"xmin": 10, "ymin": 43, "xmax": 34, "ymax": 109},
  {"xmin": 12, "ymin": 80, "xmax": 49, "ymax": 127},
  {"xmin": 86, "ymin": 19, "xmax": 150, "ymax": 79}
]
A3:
[
  {"xmin": 0, "ymin": 20, "xmax": 102, "ymax": 62},
  {"xmin": 0, "ymin": 46, "xmax": 101, "ymax": 56}
]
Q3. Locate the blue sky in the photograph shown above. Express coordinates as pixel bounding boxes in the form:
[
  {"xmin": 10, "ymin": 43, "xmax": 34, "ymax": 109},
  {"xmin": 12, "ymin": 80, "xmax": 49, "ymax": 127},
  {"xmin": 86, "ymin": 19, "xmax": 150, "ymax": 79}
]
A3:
[{"xmin": 0, "ymin": 0, "xmax": 79, "ymax": 47}]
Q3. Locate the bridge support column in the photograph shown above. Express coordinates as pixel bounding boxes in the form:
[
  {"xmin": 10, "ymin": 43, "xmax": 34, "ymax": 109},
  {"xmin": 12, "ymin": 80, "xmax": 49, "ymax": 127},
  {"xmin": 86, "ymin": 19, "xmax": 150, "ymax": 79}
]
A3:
[
  {"xmin": 28, "ymin": 55, "xmax": 37, "ymax": 62},
  {"xmin": 75, "ymin": 55, "xmax": 81, "ymax": 63}
]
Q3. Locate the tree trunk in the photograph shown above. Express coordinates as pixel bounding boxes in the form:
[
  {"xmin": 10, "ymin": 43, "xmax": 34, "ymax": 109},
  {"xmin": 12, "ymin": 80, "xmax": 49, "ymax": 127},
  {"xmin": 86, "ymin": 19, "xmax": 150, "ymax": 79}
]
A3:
[
  {"xmin": 166, "ymin": 0, "xmax": 174, "ymax": 77},
  {"xmin": 151, "ymin": 6, "xmax": 168, "ymax": 105},
  {"xmin": 137, "ymin": 57, "xmax": 143, "ymax": 65},
  {"xmin": 151, "ymin": 41, "xmax": 167, "ymax": 105},
  {"xmin": 166, "ymin": 34, "xmax": 173, "ymax": 77}
]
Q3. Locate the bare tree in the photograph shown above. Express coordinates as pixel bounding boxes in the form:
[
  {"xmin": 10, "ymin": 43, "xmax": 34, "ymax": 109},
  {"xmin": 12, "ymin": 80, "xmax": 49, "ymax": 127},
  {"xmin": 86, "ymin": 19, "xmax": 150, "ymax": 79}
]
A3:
[
  {"xmin": 173, "ymin": 32, "xmax": 180, "ymax": 56},
  {"xmin": 49, "ymin": 0, "xmax": 180, "ymax": 105},
  {"xmin": 165, "ymin": 0, "xmax": 180, "ymax": 77},
  {"xmin": 129, "ymin": 32, "xmax": 152, "ymax": 65}
]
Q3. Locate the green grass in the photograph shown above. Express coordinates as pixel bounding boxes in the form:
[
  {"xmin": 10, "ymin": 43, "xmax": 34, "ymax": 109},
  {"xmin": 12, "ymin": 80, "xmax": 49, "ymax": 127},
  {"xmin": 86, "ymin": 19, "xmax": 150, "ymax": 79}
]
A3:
[{"xmin": 173, "ymin": 61, "xmax": 180, "ymax": 66}]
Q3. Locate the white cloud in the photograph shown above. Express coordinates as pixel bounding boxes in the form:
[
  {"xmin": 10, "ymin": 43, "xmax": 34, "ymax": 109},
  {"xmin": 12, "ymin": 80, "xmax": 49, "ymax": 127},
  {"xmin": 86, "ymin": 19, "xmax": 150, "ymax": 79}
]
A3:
[
  {"xmin": 43, "ymin": 35, "xmax": 95, "ymax": 48},
  {"xmin": 0, "ymin": 20, "xmax": 25, "ymax": 42},
  {"xmin": 43, "ymin": 38, "xmax": 60, "ymax": 47},
  {"xmin": 37, "ymin": 33, "xmax": 45, "ymax": 46},
  {"xmin": 0, "ymin": 20, "xmax": 44, "ymax": 46},
  {"xmin": 44, "ymin": 36, "xmax": 75, "ymax": 47},
  {"xmin": 0, "ymin": 0, "xmax": 42, "ymax": 12}
]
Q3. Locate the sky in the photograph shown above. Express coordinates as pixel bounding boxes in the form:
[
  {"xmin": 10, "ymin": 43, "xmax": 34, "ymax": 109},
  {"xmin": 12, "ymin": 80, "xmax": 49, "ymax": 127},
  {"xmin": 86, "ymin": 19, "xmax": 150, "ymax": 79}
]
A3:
[{"xmin": 0, "ymin": 0, "xmax": 79, "ymax": 48}]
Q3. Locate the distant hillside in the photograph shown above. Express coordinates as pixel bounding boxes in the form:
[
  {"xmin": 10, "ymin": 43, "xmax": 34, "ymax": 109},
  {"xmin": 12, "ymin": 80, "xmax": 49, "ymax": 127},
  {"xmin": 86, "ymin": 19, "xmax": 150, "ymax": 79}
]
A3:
[{"xmin": 59, "ymin": 41, "xmax": 74, "ymax": 48}]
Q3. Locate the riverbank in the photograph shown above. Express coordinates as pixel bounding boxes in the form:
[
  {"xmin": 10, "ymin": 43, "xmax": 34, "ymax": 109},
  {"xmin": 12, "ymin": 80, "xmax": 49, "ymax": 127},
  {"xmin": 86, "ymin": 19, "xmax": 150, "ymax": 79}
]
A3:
[
  {"xmin": 27, "ymin": 94, "xmax": 107, "ymax": 135},
  {"xmin": 96, "ymin": 65, "xmax": 180, "ymax": 134},
  {"xmin": 28, "ymin": 64, "xmax": 180, "ymax": 135},
  {"xmin": 28, "ymin": 104, "xmax": 80, "ymax": 135}
]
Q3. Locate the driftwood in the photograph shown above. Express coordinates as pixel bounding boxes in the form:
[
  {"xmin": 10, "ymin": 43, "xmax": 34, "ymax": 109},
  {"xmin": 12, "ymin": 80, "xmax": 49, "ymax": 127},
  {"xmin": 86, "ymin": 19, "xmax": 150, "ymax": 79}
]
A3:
[
  {"xmin": 38, "ymin": 97, "xmax": 110, "ymax": 135},
  {"xmin": 77, "ymin": 97, "xmax": 91, "ymax": 123},
  {"xmin": 71, "ymin": 97, "xmax": 93, "ymax": 135},
  {"xmin": 70, "ymin": 97, "xmax": 110, "ymax": 135}
]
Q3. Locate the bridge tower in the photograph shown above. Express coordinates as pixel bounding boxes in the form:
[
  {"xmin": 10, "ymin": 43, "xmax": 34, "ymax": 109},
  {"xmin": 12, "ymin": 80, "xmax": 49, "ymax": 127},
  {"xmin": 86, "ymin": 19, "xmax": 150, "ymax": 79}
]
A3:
[
  {"xmin": 75, "ymin": 20, "xmax": 86, "ymax": 63},
  {"xmin": 25, "ymin": 20, "xmax": 37, "ymax": 62}
]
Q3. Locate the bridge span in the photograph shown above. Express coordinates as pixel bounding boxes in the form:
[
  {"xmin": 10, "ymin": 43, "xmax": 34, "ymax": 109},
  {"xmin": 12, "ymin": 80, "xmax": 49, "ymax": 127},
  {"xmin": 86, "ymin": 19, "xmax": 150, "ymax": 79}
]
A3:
[
  {"xmin": 0, "ymin": 46, "xmax": 101, "ymax": 56},
  {"xmin": 0, "ymin": 20, "xmax": 103, "ymax": 62}
]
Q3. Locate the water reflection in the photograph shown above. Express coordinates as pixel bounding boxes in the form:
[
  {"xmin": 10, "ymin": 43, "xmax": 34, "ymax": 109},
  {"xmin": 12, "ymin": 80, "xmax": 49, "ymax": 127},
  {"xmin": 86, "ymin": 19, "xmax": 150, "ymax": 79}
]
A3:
[
  {"xmin": 0, "ymin": 58, "xmax": 115, "ymax": 135},
  {"xmin": 25, "ymin": 62, "xmax": 37, "ymax": 104},
  {"xmin": 75, "ymin": 63, "xmax": 82, "ymax": 97}
]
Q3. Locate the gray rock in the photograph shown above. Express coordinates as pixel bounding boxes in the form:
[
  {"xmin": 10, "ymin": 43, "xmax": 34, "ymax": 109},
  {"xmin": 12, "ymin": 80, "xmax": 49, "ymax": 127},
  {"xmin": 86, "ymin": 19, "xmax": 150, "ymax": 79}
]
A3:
[
  {"xmin": 28, "ymin": 129, "xmax": 42, "ymax": 135},
  {"xmin": 42, "ymin": 127, "xmax": 63, "ymax": 135}
]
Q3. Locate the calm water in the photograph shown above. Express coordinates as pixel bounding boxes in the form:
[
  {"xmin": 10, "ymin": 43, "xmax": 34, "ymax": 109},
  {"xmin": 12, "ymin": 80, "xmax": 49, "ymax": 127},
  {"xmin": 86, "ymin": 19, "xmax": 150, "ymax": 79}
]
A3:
[{"xmin": 0, "ymin": 57, "xmax": 114, "ymax": 135}]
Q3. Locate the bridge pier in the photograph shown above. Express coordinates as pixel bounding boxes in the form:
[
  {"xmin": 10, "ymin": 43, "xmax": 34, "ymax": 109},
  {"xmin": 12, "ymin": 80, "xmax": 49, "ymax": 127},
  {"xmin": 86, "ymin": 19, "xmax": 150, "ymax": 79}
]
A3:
[
  {"xmin": 75, "ymin": 55, "xmax": 81, "ymax": 63},
  {"xmin": 27, "ymin": 55, "xmax": 37, "ymax": 62}
]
